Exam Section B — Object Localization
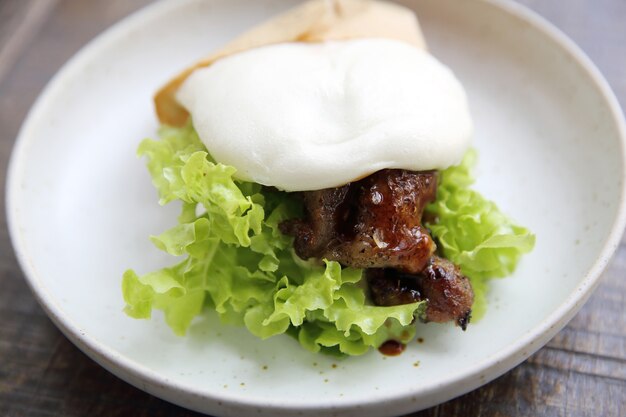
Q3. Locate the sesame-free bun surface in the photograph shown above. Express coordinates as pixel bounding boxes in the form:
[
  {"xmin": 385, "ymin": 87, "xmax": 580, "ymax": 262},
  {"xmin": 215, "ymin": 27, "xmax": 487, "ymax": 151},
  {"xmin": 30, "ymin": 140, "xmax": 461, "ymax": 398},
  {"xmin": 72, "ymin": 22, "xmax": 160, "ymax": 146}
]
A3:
[{"xmin": 154, "ymin": 0, "xmax": 426, "ymax": 126}]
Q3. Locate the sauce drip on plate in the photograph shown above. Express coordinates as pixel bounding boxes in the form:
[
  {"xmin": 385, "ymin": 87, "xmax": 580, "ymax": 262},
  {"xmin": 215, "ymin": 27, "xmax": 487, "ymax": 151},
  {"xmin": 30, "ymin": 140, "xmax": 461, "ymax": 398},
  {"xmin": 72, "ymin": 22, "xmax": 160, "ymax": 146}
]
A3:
[{"xmin": 378, "ymin": 340, "xmax": 406, "ymax": 356}]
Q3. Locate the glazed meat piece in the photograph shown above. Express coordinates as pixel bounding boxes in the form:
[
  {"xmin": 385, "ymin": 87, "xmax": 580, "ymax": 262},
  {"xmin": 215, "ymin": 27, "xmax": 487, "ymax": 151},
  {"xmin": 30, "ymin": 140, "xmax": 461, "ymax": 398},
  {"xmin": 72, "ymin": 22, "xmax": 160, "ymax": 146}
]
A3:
[
  {"xmin": 421, "ymin": 256, "xmax": 473, "ymax": 328},
  {"xmin": 367, "ymin": 257, "xmax": 473, "ymax": 329},
  {"xmin": 281, "ymin": 185, "xmax": 352, "ymax": 260},
  {"xmin": 280, "ymin": 169, "xmax": 437, "ymax": 274},
  {"xmin": 280, "ymin": 169, "xmax": 474, "ymax": 329}
]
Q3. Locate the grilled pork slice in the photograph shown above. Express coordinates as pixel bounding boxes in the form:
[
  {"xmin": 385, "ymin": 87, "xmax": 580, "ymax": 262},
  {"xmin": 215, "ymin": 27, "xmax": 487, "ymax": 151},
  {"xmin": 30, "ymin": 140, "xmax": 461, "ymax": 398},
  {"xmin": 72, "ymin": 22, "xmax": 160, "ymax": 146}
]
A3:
[
  {"xmin": 280, "ymin": 168, "xmax": 473, "ymax": 329},
  {"xmin": 280, "ymin": 169, "xmax": 437, "ymax": 274},
  {"xmin": 366, "ymin": 257, "xmax": 473, "ymax": 329}
]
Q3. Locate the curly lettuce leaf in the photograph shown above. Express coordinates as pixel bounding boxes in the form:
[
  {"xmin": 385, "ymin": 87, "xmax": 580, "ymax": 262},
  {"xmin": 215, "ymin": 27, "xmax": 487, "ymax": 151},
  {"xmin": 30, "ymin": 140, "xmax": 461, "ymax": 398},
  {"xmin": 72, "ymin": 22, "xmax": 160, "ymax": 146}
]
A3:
[
  {"xmin": 426, "ymin": 149, "xmax": 535, "ymax": 318},
  {"xmin": 124, "ymin": 123, "xmax": 424, "ymax": 355},
  {"xmin": 124, "ymin": 124, "xmax": 533, "ymax": 354}
]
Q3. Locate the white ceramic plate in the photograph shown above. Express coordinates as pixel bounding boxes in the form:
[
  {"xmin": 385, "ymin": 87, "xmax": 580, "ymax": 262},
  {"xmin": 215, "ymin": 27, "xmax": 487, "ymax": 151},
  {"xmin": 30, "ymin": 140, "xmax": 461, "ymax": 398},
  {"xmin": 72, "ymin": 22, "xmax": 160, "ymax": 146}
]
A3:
[{"xmin": 7, "ymin": 0, "xmax": 626, "ymax": 416}]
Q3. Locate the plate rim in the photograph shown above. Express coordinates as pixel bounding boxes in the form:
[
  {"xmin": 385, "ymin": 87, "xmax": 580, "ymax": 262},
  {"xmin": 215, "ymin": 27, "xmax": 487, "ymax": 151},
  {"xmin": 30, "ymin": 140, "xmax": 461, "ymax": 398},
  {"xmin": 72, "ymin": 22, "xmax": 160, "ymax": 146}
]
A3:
[{"xmin": 6, "ymin": 0, "xmax": 626, "ymax": 414}]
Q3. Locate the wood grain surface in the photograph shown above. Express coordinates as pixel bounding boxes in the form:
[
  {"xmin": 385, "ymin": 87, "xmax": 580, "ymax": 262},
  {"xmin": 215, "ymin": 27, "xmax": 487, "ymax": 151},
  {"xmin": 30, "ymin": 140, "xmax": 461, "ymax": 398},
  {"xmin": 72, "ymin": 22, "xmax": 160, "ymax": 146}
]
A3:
[{"xmin": 1, "ymin": 1, "xmax": 625, "ymax": 416}]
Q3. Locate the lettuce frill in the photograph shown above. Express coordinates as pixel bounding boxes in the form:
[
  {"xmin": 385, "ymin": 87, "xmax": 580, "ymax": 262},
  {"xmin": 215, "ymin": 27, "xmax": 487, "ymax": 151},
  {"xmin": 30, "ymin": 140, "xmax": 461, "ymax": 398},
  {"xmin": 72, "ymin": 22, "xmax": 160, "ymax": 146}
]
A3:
[{"xmin": 122, "ymin": 125, "xmax": 534, "ymax": 355}]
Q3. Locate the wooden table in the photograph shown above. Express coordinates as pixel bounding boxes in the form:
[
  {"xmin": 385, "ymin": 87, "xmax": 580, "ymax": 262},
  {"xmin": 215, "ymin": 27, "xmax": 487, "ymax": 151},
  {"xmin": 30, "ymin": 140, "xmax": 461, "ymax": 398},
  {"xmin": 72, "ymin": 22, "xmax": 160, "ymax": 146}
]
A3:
[{"xmin": 1, "ymin": 1, "xmax": 624, "ymax": 416}]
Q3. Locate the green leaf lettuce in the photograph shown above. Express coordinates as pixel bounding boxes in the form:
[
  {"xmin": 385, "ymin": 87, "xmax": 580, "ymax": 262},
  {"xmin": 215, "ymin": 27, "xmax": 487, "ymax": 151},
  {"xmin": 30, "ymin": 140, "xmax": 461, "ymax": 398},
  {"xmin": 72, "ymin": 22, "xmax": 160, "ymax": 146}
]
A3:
[
  {"xmin": 426, "ymin": 149, "xmax": 535, "ymax": 318},
  {"xmin": 123, "ymin": 125, "xmax": 533, "ymax": 355}
]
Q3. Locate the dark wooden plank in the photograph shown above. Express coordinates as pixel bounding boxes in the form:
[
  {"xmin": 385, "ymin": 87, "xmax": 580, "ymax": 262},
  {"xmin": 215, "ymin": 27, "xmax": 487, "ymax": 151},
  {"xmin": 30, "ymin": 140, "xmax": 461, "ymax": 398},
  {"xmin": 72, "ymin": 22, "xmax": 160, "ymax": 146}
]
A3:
[
  {"xmin": 0, "ymin": 2, "xmax": 182, "ymax": 416},
  {"xmin": 0, "ymin": 0, "xmax": 58, "ymax": 85},
  {"xmin": 0, "ymin": 1, "xmax": 624, "ymax": 417}
]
